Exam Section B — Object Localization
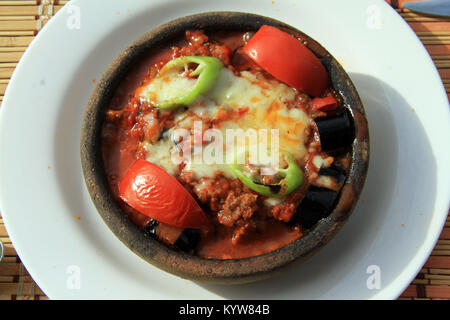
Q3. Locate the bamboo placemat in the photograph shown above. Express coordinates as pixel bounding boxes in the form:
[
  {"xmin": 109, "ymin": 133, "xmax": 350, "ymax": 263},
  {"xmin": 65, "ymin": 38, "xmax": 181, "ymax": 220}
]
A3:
[{"xmin": 0, "ymin": 0, "xmax": 449, "ymax": 300}]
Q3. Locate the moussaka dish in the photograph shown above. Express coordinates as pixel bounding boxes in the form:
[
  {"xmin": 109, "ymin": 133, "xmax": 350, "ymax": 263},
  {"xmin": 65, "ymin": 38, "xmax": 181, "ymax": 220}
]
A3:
[
  {"xmin": 101, "ymin": 26, "xmax": 355, "ymax": 259},
  {"xmin": 82, "ymin": 12, "xmax": 368, "ymax": 282}
]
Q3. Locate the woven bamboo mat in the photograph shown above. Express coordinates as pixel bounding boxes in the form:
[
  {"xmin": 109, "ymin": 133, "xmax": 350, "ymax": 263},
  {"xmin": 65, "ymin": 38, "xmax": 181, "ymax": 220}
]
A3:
[{"xmin": 0, "ymin": 0, "xmax": 449, "ymax": 300}]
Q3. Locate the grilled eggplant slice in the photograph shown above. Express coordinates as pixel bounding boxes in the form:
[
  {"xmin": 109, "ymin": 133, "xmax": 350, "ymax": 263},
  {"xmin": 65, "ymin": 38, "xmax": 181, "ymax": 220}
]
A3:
[
  {"xmin": 143, "ymin": 219, "xmax": 200, "ymax": 253},
  {"xmin": 293, "ymin": 185, "xmax": 339, "ymax": 229},
  {"xmin": 318, "ymin": 163, "xmax": 347, "ymax": 185},
  {"xmin": 143, "ymin": 218, "xmax": 159, "ymax": 236},
  {"xmin": 174, "ymin": 229, "xmax": 201, "ymax": 252},
  {"xmin": 314, "ymin": 109, "xmax": 355, "ymax": 151}
]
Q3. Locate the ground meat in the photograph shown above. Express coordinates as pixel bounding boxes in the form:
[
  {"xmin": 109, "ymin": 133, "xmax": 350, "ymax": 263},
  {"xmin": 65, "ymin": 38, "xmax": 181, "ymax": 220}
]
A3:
[
  {"xmin": 184, "ymin": 175, "xmax": 231, "ymax": 211},
  {"xmin": 173, "ymin": 30, "xmax": 232, "ymax": 65},
  {"xmin": 271, "ymin": 188, "xmax": 305, "ymax": 222},
  {"xmin": 209, "ymin": 44, "xmax": 232, "ymax": 65},
  {"xmin": 186, "ymin": 30, "xmax": 209, "ymax": 46},
  {"xmin": 272, "ymin": 202, "xmax": 297, "ymax": 222},
  {"xmin": 181, "ymin": 173, "xmax": 260, "ymax": 241},
  {"xmin": 218, "ymin": 192, "xmax": 258, "ymax": 227},
  {"xmin": 141, "ymin": 111, "xmax": 161, "ymax": 143}
]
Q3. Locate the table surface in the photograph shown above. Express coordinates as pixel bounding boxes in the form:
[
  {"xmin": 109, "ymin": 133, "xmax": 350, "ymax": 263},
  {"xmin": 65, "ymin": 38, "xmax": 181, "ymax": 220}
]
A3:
[{"xmin": 0, "ymin": 0, "xmax": 449, "ymax": 300}]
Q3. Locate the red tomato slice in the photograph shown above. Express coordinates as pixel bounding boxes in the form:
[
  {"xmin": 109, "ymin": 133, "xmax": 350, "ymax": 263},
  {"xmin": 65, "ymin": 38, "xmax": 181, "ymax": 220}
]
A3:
[
  {"xmin": 243, "ymin": 25, "xmax": 329, "ymax": 97},
  {"xmin": 119, "ymin": 160, "xmax": 209, "ymax": 229},
  {"xmin": 311, "ymin": 96, "xmax": 338, "ymax": 111}
]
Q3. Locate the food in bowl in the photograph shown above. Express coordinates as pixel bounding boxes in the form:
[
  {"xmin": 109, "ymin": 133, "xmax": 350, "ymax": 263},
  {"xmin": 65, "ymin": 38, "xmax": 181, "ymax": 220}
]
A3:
[
  {"xmin": 100, "ymin": 25, "xmax": 355, "ymax": 259},
  {"xmin": 81, "ymin": 12, "xmax": 368, "ymax": 282}
]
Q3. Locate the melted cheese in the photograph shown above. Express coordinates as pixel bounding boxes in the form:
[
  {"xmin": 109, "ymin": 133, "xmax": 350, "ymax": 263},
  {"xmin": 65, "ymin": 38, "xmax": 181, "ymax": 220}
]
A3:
[
  {"xmin": 312, "ymin": 155, "xmax": 334, "ymax": 169},
  {"xmin": 138, "ymin": 70, "xmax": 197, "ymax": 106},
  {"xmin": 142, "ymin": 138, "xmax": 179, "ymax": 176},
  {"xmin": 139, "ymin": 68, "xmax": 312, "ymax": 180},
  {"xmin": 205, "ymin": 70, "xmax": 309, "ymax": 159}
]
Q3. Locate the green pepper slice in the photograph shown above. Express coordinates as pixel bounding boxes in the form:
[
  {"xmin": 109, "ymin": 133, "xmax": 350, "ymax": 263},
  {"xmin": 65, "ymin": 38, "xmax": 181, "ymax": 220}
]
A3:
[
  {"xmin": 230, "ymin": 153, "xmax": 304, "ymax": 198},
  {"xmin": 149, "ymin": 56, "xmax": 223, "ymax": 109}
]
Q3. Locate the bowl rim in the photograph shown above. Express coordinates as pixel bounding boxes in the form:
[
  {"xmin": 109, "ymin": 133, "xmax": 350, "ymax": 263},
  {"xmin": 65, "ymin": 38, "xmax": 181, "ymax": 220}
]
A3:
[{"xmin": 80, "ymin": 11, "xmax": 369, "ymax": 284}]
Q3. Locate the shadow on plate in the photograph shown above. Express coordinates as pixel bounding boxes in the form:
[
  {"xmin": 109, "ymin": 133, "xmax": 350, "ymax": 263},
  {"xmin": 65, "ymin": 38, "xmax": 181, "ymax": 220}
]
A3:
[{"xmin": 196, "ymin": 73, "xmax": 437, "ymax": 299}]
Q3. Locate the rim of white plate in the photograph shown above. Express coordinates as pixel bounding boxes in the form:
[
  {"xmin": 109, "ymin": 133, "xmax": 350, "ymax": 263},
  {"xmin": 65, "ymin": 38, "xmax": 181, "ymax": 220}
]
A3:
[{"xmin": 0, "ymin": 0, "xmax": 448, "ymax": 299}]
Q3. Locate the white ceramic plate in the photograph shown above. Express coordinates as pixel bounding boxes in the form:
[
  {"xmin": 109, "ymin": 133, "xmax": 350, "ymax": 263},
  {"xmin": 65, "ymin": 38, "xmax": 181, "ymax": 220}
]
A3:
[{"xmin": 1, "ymin": 0, "xmax": 449, "ymax": 299}]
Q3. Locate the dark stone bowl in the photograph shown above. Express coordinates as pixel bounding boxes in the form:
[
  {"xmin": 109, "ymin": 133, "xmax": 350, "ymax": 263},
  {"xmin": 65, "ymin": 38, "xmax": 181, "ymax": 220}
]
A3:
[{"xmin": 81, "ymin": 12, "xmax": 369, "ymax": 284}]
